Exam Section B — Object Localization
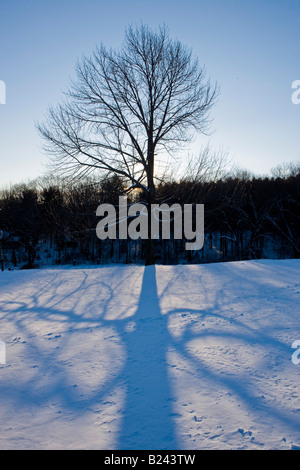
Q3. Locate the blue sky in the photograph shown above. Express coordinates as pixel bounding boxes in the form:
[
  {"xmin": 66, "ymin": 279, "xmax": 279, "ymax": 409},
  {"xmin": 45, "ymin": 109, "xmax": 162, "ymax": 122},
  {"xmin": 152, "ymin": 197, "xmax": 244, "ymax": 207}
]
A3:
[{"xmin": 0, "ymin": 0, "xmax": 299, "ymax": 187}]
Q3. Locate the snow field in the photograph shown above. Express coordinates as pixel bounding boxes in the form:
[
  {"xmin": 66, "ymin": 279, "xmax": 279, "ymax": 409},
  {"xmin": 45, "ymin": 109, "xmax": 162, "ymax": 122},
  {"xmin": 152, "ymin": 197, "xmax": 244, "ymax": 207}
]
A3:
[{"xmin": 0, "ymin": 259, "xmax": 299, "ymax": 449}]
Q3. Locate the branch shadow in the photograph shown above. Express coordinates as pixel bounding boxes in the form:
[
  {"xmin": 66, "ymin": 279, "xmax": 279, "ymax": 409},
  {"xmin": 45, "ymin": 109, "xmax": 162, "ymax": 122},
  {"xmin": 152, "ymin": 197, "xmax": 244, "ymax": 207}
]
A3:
[{"xmin": 157, "ymin": 261, "xmax": 300, "ymax": 446}]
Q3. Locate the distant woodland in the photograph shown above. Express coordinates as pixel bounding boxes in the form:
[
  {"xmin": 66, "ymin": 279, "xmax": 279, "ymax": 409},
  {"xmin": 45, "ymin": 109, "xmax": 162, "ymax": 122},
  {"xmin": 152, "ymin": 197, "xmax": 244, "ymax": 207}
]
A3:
[{"xmin": 0, "ymin": 164, "xmax": 299, "ymax": 269}]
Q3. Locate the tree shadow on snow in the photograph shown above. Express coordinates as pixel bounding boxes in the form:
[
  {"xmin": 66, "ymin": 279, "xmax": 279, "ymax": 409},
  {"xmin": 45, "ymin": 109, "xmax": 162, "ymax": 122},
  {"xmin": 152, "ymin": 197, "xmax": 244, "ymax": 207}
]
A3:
[
  {"xmin": 0, "ymin": 265, "xmax": 179, "ymax": 449},
  {"xmin": 117, "ymin": 265, "xmax": 178, "ymax": 449}
]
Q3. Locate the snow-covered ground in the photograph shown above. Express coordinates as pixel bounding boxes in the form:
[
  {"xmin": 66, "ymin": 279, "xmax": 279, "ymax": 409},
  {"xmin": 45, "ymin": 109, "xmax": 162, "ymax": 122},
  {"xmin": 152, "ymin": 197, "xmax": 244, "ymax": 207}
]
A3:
[{"xmin": 0, "ymin": 259, "xmax": 299, "ymax": 450}]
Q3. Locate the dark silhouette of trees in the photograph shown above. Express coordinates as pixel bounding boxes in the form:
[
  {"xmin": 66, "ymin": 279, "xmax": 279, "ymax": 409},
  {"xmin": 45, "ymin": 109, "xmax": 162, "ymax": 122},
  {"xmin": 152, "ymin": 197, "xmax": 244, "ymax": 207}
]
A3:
[
  {"xmin": 0, "ymin": 164, "xmax": 299, "ymax": 269},
  {"xmin": 0, "ymin": 185, "xmax": 42, "ymax": 268}
]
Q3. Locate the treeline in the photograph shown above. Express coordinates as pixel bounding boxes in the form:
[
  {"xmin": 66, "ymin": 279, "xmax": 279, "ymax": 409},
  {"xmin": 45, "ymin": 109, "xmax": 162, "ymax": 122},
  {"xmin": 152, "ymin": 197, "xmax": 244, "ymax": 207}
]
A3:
[{"xmin": 0, "ymin": 166, "xmax": 299, "ymax": 268}]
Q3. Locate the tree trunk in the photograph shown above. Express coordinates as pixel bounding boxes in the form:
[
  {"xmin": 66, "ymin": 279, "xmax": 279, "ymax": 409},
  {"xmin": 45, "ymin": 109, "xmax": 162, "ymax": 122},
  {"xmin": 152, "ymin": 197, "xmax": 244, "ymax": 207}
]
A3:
[{"xmin": 145, "ymin": 147, "xmax": 156, "ymax": 266}]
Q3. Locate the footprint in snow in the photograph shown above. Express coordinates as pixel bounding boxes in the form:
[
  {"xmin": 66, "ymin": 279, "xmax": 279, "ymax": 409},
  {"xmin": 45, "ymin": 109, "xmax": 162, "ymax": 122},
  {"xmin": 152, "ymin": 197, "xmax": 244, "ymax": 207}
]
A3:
[{"xmin": 238, "ymin": 428, "xmax": 252, "ymax": 437}]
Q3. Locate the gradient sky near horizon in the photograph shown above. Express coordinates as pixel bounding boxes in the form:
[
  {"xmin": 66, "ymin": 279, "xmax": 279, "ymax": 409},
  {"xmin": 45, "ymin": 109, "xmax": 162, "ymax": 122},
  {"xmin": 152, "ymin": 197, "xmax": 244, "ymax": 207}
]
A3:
[{"xmin": 0, "ymin": 0, "xmax": 299, "ymax": 187}]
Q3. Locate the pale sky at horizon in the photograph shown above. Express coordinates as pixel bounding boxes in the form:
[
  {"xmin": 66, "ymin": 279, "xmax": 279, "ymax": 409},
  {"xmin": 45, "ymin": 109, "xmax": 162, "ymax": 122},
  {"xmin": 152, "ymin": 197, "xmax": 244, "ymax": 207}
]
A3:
[{"xmin": 0, "ymin": 0, "xmax": 299, "ymax": 187}]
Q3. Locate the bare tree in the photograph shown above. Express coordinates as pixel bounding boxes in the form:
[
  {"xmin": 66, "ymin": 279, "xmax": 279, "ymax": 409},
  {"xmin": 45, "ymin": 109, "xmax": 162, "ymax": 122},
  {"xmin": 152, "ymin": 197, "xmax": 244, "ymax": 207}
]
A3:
[
  {"xmin": 182, "ymin": 143, "xmax": 230, "ymax": 184},
  {"xmin": 38, "ymin": 23, "xmax": 217, "ymax": 263},
  {"xmin": 271, "ymin": 161, "xmax": 300, "ymax": 179}
]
